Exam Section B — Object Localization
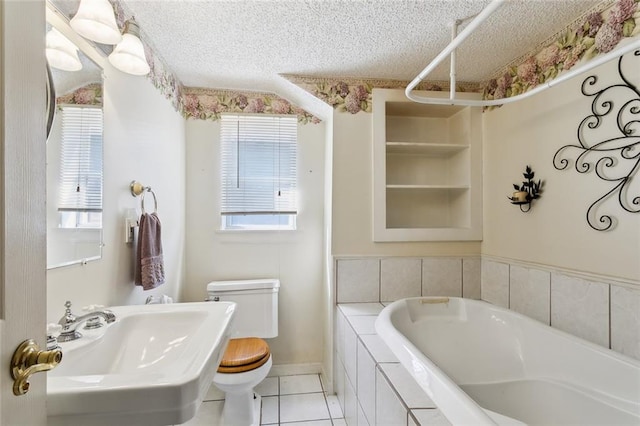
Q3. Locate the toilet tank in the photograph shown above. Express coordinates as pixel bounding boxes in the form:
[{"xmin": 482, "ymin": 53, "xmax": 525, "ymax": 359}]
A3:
[{"xmin": 207, "ymin": 279, "xmax": 279, "ymax": 338}]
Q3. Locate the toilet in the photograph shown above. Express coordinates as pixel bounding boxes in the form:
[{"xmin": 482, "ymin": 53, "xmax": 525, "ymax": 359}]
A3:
[{"xmin": 208, "ymin": 279, "xmax": 280, "ymax": 426}]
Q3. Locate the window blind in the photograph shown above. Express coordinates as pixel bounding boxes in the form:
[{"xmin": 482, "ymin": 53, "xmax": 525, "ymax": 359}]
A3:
[
  {"xmin": 58, "ymin": 106, "xmax": 103, "ymax": 213},
  {"xmin": 220, "ymin": 114, "xmax": 297, "ymax": 216}
]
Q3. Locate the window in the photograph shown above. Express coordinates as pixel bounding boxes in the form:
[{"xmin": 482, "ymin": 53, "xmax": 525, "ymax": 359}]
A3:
[
  {"xmin": 220, "ymin": 114, "xmax": 297, "ymax": 230},
  {"xmin": 58, "ymin": 106, "xmax": 103, "ymax": 228}
]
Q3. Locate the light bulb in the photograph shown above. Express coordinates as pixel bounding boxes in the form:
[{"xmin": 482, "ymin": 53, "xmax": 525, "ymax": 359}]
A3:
[
  {"xmin": 46, "ymin": 28, "xmax": 82, "ymax": 71},
  {"xmin": 70, "ymin": 0, "xmax": 122, "ymax": 45},
  {"xmin": 108, "ymin": 20, "xmax": 150, "ymax": 76}
]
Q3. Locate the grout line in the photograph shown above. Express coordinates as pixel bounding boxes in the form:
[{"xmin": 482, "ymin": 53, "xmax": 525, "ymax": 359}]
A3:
[
  {"xmin": 608, "ymin": 283, "xmax": 612, "ymax": 350},
  {"xmin": 508, "ymin": 263, "xmax": 511, "ymax": 309},
  {"xmin": 277, "ymin": 376, "xmax": 281, "ymax": 425},
  {"xmin": 461, "ymin": 258, "xmax": 464, "ymax": 298},
  {"xmin": 318, "ymin": 372, "xmax": 336, "ymax": 425},
  {"xmin": 420, "ymin": 258, "xmax": 424, "ymax": 297},
  {"xmin": 549, "ymin": 273, "xmax": 553, "ymax": 326},
  {"xmin": 378, "ymin": 258, "xmax": 382, "ymax": 303}
]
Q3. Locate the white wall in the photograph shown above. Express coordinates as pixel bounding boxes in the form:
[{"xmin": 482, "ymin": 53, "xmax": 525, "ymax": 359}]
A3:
[
  {"xmin": 183, "ymin": 118, "xmax": 326, "ymax": 366},
  {"xmin": 47, "ymin": 64, "xmax": 186, "ymax": 321},
  {"xmin": 482, "ymin": 53, "xmax": 640, "ymax": 283}
]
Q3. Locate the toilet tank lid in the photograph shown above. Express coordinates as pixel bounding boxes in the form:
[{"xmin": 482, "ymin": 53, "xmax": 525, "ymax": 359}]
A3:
[{"xmin": 207, "ymin": 279, "xmax": 280, "ymax": 292}]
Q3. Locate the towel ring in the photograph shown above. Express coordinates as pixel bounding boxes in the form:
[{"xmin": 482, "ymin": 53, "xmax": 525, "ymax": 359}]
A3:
[
  {"xmin": 130, "ymin": 180, "xmax": 158, "ymax": 214},
  {"xmin": 140, "ymin": 189, "xmax": 158, "ymax": 214}
]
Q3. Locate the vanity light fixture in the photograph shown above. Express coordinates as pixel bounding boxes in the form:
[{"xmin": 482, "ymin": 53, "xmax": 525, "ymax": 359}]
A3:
[
  {"xmin": 70, "ymin": 0, "xmax": 122, "ymax": 45},
  {"xmin": 46, "ymin": 28, "xmax": 83, "ymax": 71},
  {"xmin": 108, "ymin": 19, "xmax": 150, "ymax": 76}
]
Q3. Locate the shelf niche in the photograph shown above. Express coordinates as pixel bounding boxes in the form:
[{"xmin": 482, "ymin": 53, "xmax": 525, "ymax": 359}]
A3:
[{"xmin": 372, "ymin": 88, "xmax": 483, "ymax": 242}]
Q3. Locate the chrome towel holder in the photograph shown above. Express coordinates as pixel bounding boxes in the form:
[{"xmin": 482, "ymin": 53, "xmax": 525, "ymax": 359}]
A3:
[{"xmin": 130, "ymin": 180, "xmax": 158, "ymax": 214}]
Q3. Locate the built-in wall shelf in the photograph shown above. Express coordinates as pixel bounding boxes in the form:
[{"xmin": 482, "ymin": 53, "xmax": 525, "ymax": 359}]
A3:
[
  {"xmin": 386, "ymin": 142, "xmax": 468, "ymax": 156},
  {"xmin": 373, "ymin": 88, "xmax": 483, "ymax": 242},
  {"xmin": 386, "ymin": 185, "xmax": 470, "ymax": 190}
]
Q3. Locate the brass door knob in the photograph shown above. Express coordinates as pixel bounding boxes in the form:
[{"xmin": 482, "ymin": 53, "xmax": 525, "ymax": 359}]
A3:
[{"xmin": 10, "ymin": 339, "xmax": 62, "ymax": 396}]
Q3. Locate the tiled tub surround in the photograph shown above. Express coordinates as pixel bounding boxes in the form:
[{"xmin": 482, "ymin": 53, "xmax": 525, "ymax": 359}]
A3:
[
  {"xmin": 336, "ymin": 257, "xmax": 481, "ymax": 304},
  {"xmin": 335, "ymin": 257, "xmax": 640, "ymax": 361},
  {"xmin": 335, "ymin": 303, "xmax": 452, "ymax": 426},
  {"xmin": 481, "ymin": 258, "xmax": 640, "ymax": 360}
]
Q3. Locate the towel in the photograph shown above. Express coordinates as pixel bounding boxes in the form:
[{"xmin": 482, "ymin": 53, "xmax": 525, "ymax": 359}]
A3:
[{"xmin": 135, "ymin": 212, "xmax": 165, "ymax": 290}]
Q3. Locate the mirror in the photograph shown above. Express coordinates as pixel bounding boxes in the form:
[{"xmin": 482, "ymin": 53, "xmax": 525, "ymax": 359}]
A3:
[{"xmin": 46, "ymin": 20, "xmax": 104, "ymax": 269}]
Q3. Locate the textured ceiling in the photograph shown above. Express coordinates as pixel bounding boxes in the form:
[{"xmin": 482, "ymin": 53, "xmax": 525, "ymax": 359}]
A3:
[{"xmin": 122, "ymin": 0, "xmax": 603, "ymax": 93}]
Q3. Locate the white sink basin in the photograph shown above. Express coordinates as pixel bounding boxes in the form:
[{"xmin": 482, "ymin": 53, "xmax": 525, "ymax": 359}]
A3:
[{"xmin": 47, "ymin": 302, "xmax": 236, "ymax": 426}]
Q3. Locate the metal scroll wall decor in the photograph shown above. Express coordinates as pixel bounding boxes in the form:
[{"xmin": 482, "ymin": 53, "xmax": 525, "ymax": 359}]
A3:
[{"xmin": 553, "ymin": 50, "xmax": 639, "ymax": 231}]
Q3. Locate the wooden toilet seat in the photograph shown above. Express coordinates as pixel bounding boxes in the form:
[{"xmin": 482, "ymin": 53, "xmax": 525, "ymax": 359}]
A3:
[{"xmin": 217, "ymin": 337, "xmax": 270, "ymax": 374}]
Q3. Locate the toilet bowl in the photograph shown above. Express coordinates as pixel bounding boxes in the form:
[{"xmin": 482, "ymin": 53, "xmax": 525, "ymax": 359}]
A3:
[
  {"xmin": 207, "ymin": 280, "xmax": 280, "ymax": 426},
  {"xmin": 214, "ymin": 338, "xmax": 273, "ymax": 425}
]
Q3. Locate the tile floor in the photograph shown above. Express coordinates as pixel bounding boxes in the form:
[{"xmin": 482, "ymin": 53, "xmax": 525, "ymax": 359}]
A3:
[{"xmin": 185, "ymin": 374, "xmax": 346, "ymax": 426}]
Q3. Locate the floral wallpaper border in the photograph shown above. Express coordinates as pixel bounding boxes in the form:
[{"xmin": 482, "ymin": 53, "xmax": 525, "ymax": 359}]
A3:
[
  {"xmin": 54, "ymin": 0, "xmax": 638, "ymax": 120},
  {"xmin": 182, "ymin": 88, "xmax": 320, "ymax": 124},
  {"xmin": 482, "ymin": 0, "xmax": 640, "ymax": 104},
  {"xmin": 56, "ymin": 82, "xmax": 103, "ymax": 106},
  {"xmin": 283, "ymin": 75, "xmax": 482, "ymax": 115},
  {"xmin": 113, "ymin": 0, "xmax": 319, "ymax": 124}
]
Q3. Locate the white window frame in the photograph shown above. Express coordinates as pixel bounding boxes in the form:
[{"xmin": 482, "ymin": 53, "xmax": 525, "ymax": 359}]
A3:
[{"xmin": 220, "ymin": 114, "xmax": 298, "ymax": 231}]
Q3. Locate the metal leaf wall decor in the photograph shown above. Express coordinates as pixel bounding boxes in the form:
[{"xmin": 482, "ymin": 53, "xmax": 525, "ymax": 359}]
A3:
[{"xmin": 553, "ymin": 50, "xmax": 640, "ymax": 231}]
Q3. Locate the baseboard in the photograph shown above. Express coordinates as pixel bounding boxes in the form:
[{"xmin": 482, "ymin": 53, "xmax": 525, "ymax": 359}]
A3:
[{"xmin": 268, "ymin": 362, "xmax": 323, "ymax": 378}]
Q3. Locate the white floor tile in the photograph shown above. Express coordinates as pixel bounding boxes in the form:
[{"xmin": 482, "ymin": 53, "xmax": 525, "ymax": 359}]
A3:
[
  {"xmin": 261, "ymin": 396, "xmax": 279, "ymax": 425},
  {"xmin": 280, "ymin": 421, "xmax": 333, "ymax": 426},
  {"xmin": 280, "ymin": 374, "xmax": 323, "ymax": 395},
  {"xmin": 333, "ymin": 419, "xmax": 347, "ymax": 426},
  {"xmin": 326, "ymin": 394, "xmax": 343, "ymax": 419},
  {"xmin": 256, "ymin": 376, "xmax": 279, "ymax": 396},
  {"xmin": 280, "ymin": 393, "xmax": 330, "ymax": 423},
  {"xmin": 203, "ymin": 383, "xmax": 225, "ymax": 401},
  {"xmin": 183, "ymin": 400, "xmax": 223, "ymax": 425}
]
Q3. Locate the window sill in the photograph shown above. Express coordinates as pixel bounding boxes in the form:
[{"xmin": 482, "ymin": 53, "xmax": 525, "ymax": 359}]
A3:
[{"xmin": 213, "ymin": 228, "xmax": 302, "ymax": 243}]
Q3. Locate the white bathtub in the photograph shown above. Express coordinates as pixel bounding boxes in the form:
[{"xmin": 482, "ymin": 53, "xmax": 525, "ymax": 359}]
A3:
[{"xmin": 375, "ymin": 297, "xmax": 640, "ymax": 425}]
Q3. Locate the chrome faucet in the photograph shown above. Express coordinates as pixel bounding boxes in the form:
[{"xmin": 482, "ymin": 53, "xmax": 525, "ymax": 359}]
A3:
[{"xmin": 57, "ymin": 301, "xmax": 116, "ymax": 342}]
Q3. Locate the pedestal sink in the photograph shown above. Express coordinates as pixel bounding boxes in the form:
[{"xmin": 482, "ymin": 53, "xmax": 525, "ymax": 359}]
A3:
[{"xmin": 47, "ymin": 301, "xmax": 236, "ymax": 426}]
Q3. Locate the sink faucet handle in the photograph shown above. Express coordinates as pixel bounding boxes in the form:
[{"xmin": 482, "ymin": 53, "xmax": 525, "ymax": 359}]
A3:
[
  {"xmin": 60, "ymin": 301, "xmax": 77, "ymax": 327},
  {"xmin": 82, "ymin": 305, "xmax": 106, "ymax": 330},
  {"xmin": 46, "ymin": 323, "xmax": 62, "ymax": 351}
]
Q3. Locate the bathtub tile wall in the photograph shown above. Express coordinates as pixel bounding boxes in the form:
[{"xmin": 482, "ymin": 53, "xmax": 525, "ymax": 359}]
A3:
[
  {"xmin": 344, "ymin": 370, "xmax": 358, "ymax": 426},
  {"xmin": 375, "ymin": 368, "xmax": 408, "ymax": 425},
  {"xmin": 360, "ymin": 334, "xmax": 398, "ymax": 362},
  {"xmin": 336, "ymin": 257, "xmax": 481, "ymax": 304},
  {"xmin": 357, "ymin": 339, "xmax": 377, "ymax": 424},
  {"xmin": 480, "ymin": 259, "xmax": 509, "ymax": 307},
  {"xmin": 381, "ymin": 258, "xmax": 422, "ymax": 302},
  {"xmin": 422, "ymin": 258, "xmax": 462, "ymax": 297},
  {"xmin": 551, "ymin": 273, "xmax": 610, "ymax": 347},
  {"xmin": 478, "ymin": 258, "xmax": 640, "ymax": 360},
  {"xmin": 462, "ymin": 258, "xmax": 481, "ymax": 299},
  {"xmin": 337, "ymin": 259, "xmax": 380, "ymax": 303},
  {"xmin": 509, "ymin": 265, "xmax": 551, "ymax": 325},
  {"xmin": 344, "ymin": 320, "xmax": 358, "ymax": 389},
  {"xmin": 610, "ymin": 285, "xmax": 640, "ymax": 359},
  {"xmin": 410, "ymin": 409, "xmax": 452, "ymax": 426},
  {"xmin": 335, "ymin": 357, "xmax": 346, "ymax": 415},
  {"xmin": 378, "ymin": 364, "xmax": 436, "ymax": 409}
]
